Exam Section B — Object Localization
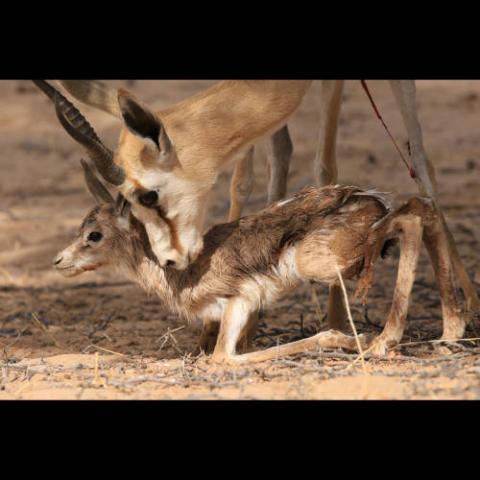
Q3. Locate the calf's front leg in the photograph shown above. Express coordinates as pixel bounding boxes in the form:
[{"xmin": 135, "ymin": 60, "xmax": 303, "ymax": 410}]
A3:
[{"xmin": 211, "ymin": 298, "xmax": 366, "ymax": 365}]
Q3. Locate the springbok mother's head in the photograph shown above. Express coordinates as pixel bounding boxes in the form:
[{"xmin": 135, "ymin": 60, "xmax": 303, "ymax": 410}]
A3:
[{"xmin": 34, "ymin": 80, "xmax": 207, "ymax": 270}]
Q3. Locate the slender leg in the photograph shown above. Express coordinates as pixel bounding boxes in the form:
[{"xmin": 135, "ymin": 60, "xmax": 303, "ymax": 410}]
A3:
[
  {"xmin": 235, "ymin": 311, "xmax": 260, "ymax": 353},
  {"xmin": 312, "ymin": 80, "xmax": 348, "ymax": 331},
  {"xmin": 232, "ymin": 329, "xmax": 366, "ymax": 364},
  {"xmin": 313, "ymin": 80, "xmax": 345, "ymax": 186},
  {"xmin": 227, "ymin": 147, "xmax": 260, "ymax": 349},
  {"xmin": 197, "ymin": 320, "xmax": 220, "ymax": 354},
  {"xmin": 325, "ymin": 283, "xmax": 348, "ymax": 330},
  {"xmin": 439, "ymin": 214, "xmax": 479, "ymax": 312},
  {"xmin": 389, "ymin": 80, "xmax": 479, "ymax": 311},
  {"xmin": 211, "ymin": 298, "xmax": 366, "ymax": 365},
  {"xmin": 265, "ymin": 125, "xmax": 293, "ymax": 204},
  {"xmin": 198, "ymin": 315, "xmax": 258, "ymax": 355},
  {"xmin": 414, "ymin": 200, "xmax": 465, "ymax": 339},
  {"xmin": 228, "ymin": 146, "xmax": 255, "ymax": 221},
  {"xmin": 369, "ymin": 214, "xmax": 424, "ymax": 356},
  {"xmin": 212, "ymin": 298, "xmax": 252, "ymax": 362},
  {"xmin": 389, "ymin": 80, "xmax": 437, "ymax": 197}
]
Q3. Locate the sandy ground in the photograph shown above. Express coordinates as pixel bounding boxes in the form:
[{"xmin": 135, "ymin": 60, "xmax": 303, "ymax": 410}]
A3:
[{"xmin": 0, "ymin": 80, "xmax": 479, "ymax": 400}]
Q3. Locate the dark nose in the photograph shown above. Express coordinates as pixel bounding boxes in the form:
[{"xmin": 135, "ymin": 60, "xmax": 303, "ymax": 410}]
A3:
[
  {"xmin": 53, "ymin": 256, "xmax": 63, "ymax": 266},
  {"xmin": 165, "ymin": 260, "xmax": 176, "ymax": 267}
]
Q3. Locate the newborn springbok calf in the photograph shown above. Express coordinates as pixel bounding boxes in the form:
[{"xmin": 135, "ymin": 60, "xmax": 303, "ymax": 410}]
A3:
[{"xmin": 54, "ymin": 161, "xmax": 465, "ymax": 363}]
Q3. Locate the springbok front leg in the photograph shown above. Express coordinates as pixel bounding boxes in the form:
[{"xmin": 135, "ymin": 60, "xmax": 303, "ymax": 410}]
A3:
[
  {"xmin": 211, "ymin": 298, "xmax": 366, "ymax": 365},
  {"xmin": 389, "ymin": 80, "xmax": 479, "ymax": 312},
  {"xmin": 314, "ymin": 80, "xmax": 345, "ymax": 187},
  {"xmin": 265, "ymin": 125, "xmax": 293, "ymax": 204},
  {"xmin": 312, "ymin": 80, "xmax": 348, "ymax": 331},
  {"xmin": 228, "ymin": 146, "xmax": 255, "ymax": 221}
]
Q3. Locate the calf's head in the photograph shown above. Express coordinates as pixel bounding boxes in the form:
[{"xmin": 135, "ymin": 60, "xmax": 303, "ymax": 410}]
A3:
[{"xmin": 53, "ymin": 160, "xmax": 134, "ymax": 277}]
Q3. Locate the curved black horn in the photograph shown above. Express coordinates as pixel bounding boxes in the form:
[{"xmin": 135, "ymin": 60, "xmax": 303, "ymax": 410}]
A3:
[{"xmin": 32, "ymin": 80, "xmax": 125, "ymax": 186}]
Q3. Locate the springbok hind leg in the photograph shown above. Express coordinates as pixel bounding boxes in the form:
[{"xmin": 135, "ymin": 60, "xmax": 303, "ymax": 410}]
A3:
[
  {"xmin": 211, "ymin": 298, "xmax": 366, "ymax": 365},
  {"xmin": 389, "ymin": 80, "xmax": 479, "ymax": 313},
  {"xmin": 228, "ymin": 146, "xmax": 255, "ymax": 221}
]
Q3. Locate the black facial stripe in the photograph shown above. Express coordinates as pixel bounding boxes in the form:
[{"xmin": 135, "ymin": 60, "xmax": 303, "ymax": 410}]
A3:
[{"xmin": 154, "ymin": 205, "xmax": 167, "ymax": 219}]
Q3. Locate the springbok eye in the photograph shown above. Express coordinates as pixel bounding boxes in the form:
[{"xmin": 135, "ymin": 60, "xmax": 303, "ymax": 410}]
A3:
[
  {"xmin": 139, "ymin": 190, "xmax": 158, "ymax": 208},
  {"xmin": 88, "ymin": 231, "xmax": 103, "ymax": 242}
]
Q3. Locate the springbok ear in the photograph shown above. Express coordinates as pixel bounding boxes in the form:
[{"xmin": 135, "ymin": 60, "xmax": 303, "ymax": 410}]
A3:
[
  {"xmin": 117, "ymin": 90, "xmax": 173, "ymax": 162},
  {"xmin": 80, "ymin": 159, "xmax": 115, "ymax": 204}
]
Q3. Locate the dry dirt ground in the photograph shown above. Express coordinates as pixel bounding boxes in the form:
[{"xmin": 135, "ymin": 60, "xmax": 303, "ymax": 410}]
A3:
[{"xmin": 1, "ymin": 80, "xmax": 480, "ymax": 400}]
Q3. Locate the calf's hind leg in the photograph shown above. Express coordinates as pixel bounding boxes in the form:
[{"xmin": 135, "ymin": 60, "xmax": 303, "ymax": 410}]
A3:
[
  {"xmin": 414, "ymin": 199, "xmax": 465, "ymax": 340},
  {"xmin": 368, "ymin": 197, "xmax": 465, "ymax": 356},
  {"xmin": 368, "ymin": 213, "xmax": 424, "ymax": 356}
]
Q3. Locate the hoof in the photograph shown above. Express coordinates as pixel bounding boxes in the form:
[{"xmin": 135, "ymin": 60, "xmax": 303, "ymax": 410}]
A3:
[
  {"xmin": 434, "ymin": 344, "xmax": 454, "ymax": 356},
  {"xmin": 208, "ymin": 353, "xmax": 236, "ymax": 365},
  {"xmin": 367, "ymin": 340, "xmax": 388, "ymax": 357},
  {"xmin": 439, "ymin": 332, "xmax": 463, "ymax": 342},
  {"xmin": 367, "ymin": 335, "xmax": 398, "ymax": 357}
]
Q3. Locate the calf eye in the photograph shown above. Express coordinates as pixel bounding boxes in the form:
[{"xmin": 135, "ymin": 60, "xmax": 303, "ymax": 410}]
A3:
[
  {"xmin": 88, "ymin": 231, "xmax": 103, "ymax": 242},
  {"xmin": 139, "ymin": 190, "xmax": 158, "ymax": 207}
]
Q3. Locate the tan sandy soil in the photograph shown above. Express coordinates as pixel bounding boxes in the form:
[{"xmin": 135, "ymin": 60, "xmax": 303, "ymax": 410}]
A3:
[{"xmin": 0, "ymin": 80, "xmax": 479, "ymax": 400}]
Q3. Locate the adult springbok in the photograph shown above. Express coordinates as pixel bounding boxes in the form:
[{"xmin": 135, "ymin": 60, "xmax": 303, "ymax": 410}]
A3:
[
  {"xmin": 34, "ymin": 80, "xmax": 478, "ymax": 334},
  {"xmin": 54, "ymin": 160, "xmax": 465, "ymax": 362}
]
